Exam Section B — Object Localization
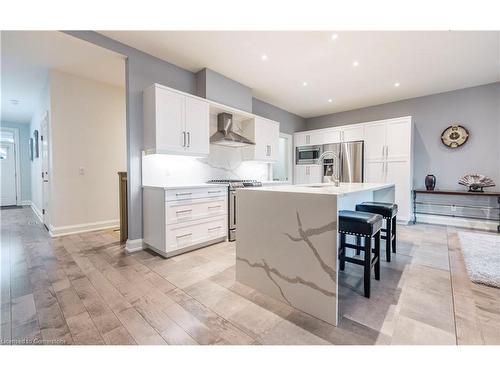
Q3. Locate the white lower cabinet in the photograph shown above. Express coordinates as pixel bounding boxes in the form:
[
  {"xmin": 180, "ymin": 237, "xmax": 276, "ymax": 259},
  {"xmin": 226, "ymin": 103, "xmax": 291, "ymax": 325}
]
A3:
[
  {"xmin": 143, "ymin": 186, "xmax": 228, "ymax": 258},
  {"xmin": 295, "ymin": 164, "xmax": 322, "ymax": 184}
]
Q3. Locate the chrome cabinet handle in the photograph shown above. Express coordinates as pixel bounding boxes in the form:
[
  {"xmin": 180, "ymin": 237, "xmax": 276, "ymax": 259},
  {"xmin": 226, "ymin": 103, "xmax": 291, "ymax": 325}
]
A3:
[
  {"xmin": 208, "ymin": 226, "xmax": 221, "ymax": 231},
  {"xmin": 176, "ymin": 233, "xmax": 192, "ymax": 239},
  {"xmin": 182, "ymin": 131, "xmax": 186, "ymax": 147},
  {"xmin": 176, "ymin": 209, "xmax": 192, "ymax": 214},
  {"xmin": 176, "ymin": 192, "xmax": 192, "ymax": 196},
  {"xmin": 208, "ymin": 190, "xmax": 221, "ymax": 194},
  {"xmin": 208, "ymin": 205, "xmax": 221, "ymax": 209},
  {"xmin": 187, "ymin": 131, "xmax": 191, "ymax": 147}
]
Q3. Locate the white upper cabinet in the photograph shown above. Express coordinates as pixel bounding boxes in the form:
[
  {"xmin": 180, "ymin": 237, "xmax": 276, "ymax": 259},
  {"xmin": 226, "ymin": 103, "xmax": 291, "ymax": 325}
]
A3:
[
  {"xmin": 341, "ymin": 125, "xmax": 364, "ymax": 142},
  {"xmin": 143, "ymin": 84, "xmax": 209, "ymax": 156},
  {"xmin": 321, "ymin": 129, "xmax": 342, "ymax": 144},
  {"xmin": 295, "ymin": 131, "xmax": 324, "ymax": 147},
  {"xmin": 185, "ymin": 96, "xmax": 210, "ymax": 155},
  {"xmin": 363, "ymin": 122, "xmax": 387, "ymax": 160},
  {"xmin": 242, "ymin": 117, "xmax": 280, "ymax": 162}
]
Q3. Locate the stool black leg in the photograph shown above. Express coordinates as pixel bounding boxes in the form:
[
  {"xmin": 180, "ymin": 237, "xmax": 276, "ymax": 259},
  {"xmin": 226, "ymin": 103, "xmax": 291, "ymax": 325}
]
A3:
[
  {"xmin": 363, "ymin": 235, "xmax": 371, "ymax": 298},
  {"xmin": 392, "ymin": 216, "xmax": 397, "ymax": 253},
  {"xmin": 385, "ymin": 217, "xmax": 392, "ymax": 262},
  {"xmin": 356, "ymin": 236, "xmax": 361, "ymax": 256},
  {"xmin": 374, "ymin": 232, "xmax": 380, "ymax": 281},
  {"xmin": 339, "ymin": 233, "xmax": 346, "ymax": 271}
]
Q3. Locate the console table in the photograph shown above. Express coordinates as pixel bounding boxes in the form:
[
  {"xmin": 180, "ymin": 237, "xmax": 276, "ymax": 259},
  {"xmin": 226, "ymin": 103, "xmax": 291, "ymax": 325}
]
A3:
[{"xmin": 412, "ymin": 189, "xmax": 500, "ymax": 232}]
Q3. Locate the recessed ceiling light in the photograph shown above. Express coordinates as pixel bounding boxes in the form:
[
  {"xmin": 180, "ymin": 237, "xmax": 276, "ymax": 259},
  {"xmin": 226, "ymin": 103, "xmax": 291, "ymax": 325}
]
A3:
[
  {"xmin": 302, "ymin": 81, "xmax": 308, "ymax": 87},
  {"xmin": 9, "ymin": 99, "xmax": 19, "ymax": 105},
  {"xmin": 394, "ymin": 82, "xmax": 400, "ymax": 87},
  {"xmin": 328, "ymin": 98, "xmax": 333, "ymax": 103},
  {"xmin": 352, "ymin": 61, "xmax": 359, "ymax": 67},
  {"xmin": 261, "ymin": 54, "xmax": 268, "ymax": 61},
  {"xmin": 331, "ymin": 33, "xmax": 339, "ymax": 40}
]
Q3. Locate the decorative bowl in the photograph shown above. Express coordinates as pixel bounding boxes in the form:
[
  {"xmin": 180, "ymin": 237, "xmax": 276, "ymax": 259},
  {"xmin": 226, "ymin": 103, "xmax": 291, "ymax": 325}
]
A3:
[{"xmin": 458, "ymin": 174, "xmax": 495, "ymax": 192}]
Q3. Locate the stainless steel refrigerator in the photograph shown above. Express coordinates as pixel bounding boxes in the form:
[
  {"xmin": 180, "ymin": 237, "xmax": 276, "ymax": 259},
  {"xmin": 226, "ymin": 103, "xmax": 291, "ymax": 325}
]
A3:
[{"xmin": 322, "ymin": 141, "xmax": 364, "ymax": 182}]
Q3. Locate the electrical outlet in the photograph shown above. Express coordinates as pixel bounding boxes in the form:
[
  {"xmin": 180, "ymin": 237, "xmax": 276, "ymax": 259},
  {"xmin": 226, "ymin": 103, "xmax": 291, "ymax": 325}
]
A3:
[
  {"xmin": 79, "ymin": 167, "xmax": 85, "ymax": 176},
  {"xmin": 451, "ymin": 205, "xmax": 457, "ymax": 212}
]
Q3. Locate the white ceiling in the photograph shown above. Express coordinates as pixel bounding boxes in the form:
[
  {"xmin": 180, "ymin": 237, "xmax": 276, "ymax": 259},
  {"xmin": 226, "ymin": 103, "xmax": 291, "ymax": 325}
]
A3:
[
  {"xmin": 99, "ymin": 31, "xmax": 500, "ymax": 118},
  {"xmin": 1, "ymin": 31, "xmax": 125, "ymax": 124}
]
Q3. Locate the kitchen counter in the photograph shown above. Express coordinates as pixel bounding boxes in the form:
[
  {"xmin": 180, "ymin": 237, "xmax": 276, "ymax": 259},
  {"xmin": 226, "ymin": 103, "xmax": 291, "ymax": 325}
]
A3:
[
  {"xmin": 248, "ymin": 182, "xmax": 394, "ymax": 195},
  {"xmin": 236, "ymin": 182, "xmax": 395, "ymax": 326},
  {"xmin": 142, "ymin": 183, "xmax": 229, "ymax": 190}
]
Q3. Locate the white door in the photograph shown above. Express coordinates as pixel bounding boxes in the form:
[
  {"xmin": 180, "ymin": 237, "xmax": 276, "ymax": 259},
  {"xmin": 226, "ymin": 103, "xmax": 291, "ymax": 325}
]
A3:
[
  {"xmin": 0, "ymin": 141, "xmax": 17, "ymax": 206},
  {"xmin": 386, "ymin": 159, "xmax": 411, "ymax": 221},
  {"xmin": 363, "ymin": 123, "xmax": 386, "ymax": 160},
  {"xmin": 321, "ymin": 129, "xmax": 341, "ymax": 144},
  {"xmin": 41, "ymin": 115, "xmax": 50, "ymax": 227},
  {"xmin": 185, "ymin": 96, "xmax": 209, "ymax": 155},
  {"xmin": 156, "ymin": 87, "xmax": 186, "ymax": 153},
  {"xmin": 364, "ymin": 160, "xmax": 386, "ymax": 183},
  {"xmin": 342, "ymin": 125, "xmax": 364, "ymax": 142}
]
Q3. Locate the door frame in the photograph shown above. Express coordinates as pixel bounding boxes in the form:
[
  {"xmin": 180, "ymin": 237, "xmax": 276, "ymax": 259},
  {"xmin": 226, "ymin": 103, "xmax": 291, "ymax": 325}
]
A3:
[
  {"xmin": 269, "ymin": 132, "xmax": 293, "ymax": 182},
  {"xmin": 0, "ymin": 126, "xmax": 21, "ymax": 206},
  {"xmin": 40, "ymin": 111, "xmax": 51, "ymax": 228}
]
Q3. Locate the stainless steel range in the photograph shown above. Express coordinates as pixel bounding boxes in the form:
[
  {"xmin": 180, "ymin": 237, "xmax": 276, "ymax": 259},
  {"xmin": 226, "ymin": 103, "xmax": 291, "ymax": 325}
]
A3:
[{"xmin": 207, "ymin": 179, "xmax": 262, "ymax": 241}]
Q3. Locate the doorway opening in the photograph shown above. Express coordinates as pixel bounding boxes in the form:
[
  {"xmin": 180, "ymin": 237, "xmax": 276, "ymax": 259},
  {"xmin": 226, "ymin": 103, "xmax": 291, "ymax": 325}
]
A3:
[
  {"xmin": 271, "ymin": 133, "xmax": 293, "ymax": 182},
  {"xmin": 0, "ymin": 127, "xmax": 21, "ymax": 206}
]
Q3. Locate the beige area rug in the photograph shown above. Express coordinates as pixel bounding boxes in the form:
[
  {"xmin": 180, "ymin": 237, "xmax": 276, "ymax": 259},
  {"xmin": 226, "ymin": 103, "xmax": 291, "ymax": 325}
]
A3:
[{"xmin": 458, "ymin": 231, "xmax": 500, "ymax": 289}]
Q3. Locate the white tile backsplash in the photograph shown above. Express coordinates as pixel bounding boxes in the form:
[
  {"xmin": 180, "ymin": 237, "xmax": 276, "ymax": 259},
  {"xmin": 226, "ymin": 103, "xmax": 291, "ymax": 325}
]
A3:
[{"xmin": 142, "ymin": 145, "xmax": 270, "ymax": 186}]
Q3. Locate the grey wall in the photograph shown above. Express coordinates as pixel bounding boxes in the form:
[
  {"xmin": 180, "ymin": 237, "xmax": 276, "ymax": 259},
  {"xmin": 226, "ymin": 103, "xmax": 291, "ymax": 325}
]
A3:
[
  {"xmin": 306, "ymin": 82, "xmax": 500, "ymax": 190},
  {"xmin": 1, "ymin": 121, "xmax": 31, "ymax": 202},
  {"xmin": 63, "ymin": 31, "xmax": 304, "ymax": 241},
  {"xmin": 252, "ymin": 98, "xmax": 306, "ymax": 134},
  {"xmin": 196, "ymin": 68, "xmax": 253, "ymax": 112}
]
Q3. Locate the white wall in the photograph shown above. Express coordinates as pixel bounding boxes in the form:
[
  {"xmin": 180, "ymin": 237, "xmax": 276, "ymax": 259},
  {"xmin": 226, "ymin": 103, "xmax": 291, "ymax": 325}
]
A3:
[
  {"xmin": 29, "ymin": 79, "xmax": 49, "ymax": 217},
  {"xmin": 48, "ymin": 70, "xmax": 126, "ymax": 232}
]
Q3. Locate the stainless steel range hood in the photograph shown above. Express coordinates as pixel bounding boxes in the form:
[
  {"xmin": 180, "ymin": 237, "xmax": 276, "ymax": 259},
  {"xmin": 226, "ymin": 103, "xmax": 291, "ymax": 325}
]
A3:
[{"xmin": 210, "ymin": 112, "xmax": 255, "ymax": 147}]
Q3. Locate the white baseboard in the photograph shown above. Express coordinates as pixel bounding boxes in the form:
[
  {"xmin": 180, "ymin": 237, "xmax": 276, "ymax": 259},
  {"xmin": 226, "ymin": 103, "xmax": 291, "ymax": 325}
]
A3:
[
  {"xmin": 416, "ymin": 214, "xmax": 498, "ymax": 232},
  {"xmin": 20, "ymin": 200, "xmax": 31, "ymax": 206},
  {"xmin": 125, "ymin": 238, "xmax": 144, "ymax": 253},
  {"xmin": 49, "ymin": 220, "xmax": 119, "ymax": 237},
  {"xmin": 30, "ymin": 202, "xmax": 44, "ymax": 223}
]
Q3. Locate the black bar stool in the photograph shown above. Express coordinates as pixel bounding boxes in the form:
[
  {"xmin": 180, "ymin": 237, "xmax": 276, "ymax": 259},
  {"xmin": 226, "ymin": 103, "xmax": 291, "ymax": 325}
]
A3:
[
  {"xmin": 355, "ymin": 202, "xmax": 398, "ymax": 262},
  {"xmin": 338, "ymin": 210, "xmax": 383, "ymax": 298}
]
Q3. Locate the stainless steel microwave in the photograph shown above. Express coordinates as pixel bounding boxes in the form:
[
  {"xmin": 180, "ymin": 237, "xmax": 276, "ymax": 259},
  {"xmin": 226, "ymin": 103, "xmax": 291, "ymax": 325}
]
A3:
[{"xmin": 296, "ymin": 145, "xmax": 322, "ymax": 164}]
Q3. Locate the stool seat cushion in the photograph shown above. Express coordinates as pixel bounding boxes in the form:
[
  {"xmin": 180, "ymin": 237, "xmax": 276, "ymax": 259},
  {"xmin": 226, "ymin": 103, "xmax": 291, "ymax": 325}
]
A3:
[
  {"xmin": 338, "ymin": 210, "xmax": 383, "ymax": 236},
  {"xmin": 356, "ymin": 202, "xmax": 398, "ymax": 218}
]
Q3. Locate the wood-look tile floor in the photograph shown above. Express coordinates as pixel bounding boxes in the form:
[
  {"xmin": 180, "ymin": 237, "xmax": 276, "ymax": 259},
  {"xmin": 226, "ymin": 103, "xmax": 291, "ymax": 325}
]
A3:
[{"xmin": 1, "ymin": 207, "xmax": 499, "ymax": 345}]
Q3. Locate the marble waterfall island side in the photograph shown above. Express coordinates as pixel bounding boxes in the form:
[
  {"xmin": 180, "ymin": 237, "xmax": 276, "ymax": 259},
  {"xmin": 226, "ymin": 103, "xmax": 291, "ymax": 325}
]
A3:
[{"xmin": 235, "ymin": 183, "xmax": 395, "ymax": 326}]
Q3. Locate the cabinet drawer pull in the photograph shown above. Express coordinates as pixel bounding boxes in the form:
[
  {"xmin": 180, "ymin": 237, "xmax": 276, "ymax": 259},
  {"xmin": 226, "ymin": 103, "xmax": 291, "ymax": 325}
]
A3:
[
  {"xmin": 208, "ymin": 205, "xmax": 221, "ymax": 209},
  {"xmin": 176, "ymin": 209, "xmax": 192, "ymax": 214},
  {"xmin": 208, "ymin": 190, "xmax": 222, "ymax": 194},
  {"xmin": 176, "ymin": 192, "xmax": 192, "ymax": 196},
  {"xmin": 176, "ymin": 233, "xmax": 192, "ymax": 239},
  {"xmin": 208, "ymin": 226, "xmax": 221, "ymax": 231}
]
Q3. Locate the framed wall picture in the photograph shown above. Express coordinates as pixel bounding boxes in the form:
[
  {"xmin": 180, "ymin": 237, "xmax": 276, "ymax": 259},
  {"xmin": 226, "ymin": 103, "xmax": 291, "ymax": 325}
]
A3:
[
  {"xmin": 33, "ymin": 130, "xmax": 40, "ymax": 158},
  {"xmin": 29, "ymin": 138, "xmax": 34, "ymax": 161}
]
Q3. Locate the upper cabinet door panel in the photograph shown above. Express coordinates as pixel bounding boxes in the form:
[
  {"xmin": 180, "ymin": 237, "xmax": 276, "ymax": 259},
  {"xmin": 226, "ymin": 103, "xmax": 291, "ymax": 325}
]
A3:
[
  {"xmin": 342, "ymin": 125, "xmax": 364, "ymax": 142},
  {"xmin": 363, "ymin": 123, "xmax": 386, "ymax": 160},
  {"xmin": 295, "ymin": 133, "xmax": 310, "ymax": 147},
  {"xmin": 385, "ymin": 119, "xmax": 411, "ymax": 160},
  {"xmin": 321, "ymin": 129, "xmax": 341, "ymax": 144},
  {"xmin": 185, "ymin": 96, "xmax": 210, "ymax": 156},
  {"xmin": 155, "ymin": 87, "xmax": 186, "ymax": 153}
]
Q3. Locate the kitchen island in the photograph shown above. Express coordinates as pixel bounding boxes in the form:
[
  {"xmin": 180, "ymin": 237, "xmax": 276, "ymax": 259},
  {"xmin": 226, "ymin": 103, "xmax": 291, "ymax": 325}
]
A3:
[{"xmin": 235, "ymin": 182, "xmax": 395, "ymax": 326}]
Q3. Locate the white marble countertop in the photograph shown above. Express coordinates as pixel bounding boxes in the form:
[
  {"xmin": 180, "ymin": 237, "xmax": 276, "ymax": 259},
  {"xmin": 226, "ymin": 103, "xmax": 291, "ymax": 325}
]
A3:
[
  {"xmin": 260, "ymin": 180, "xmax": 293, "ymax": 186},
  {"xmin": 243, "ymin": 182, "xmax": 394, "ymax": 196},
  {"xmin": 142, "ymin": 183, "xmax": 229, "ymax": 190}
]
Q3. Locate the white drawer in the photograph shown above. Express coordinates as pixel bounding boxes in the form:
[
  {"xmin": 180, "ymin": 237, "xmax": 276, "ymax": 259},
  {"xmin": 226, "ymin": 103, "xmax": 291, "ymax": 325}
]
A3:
[
  {"xmin": 166, "ymin": 197, "xmax": 226, "ymax": 224},
  {"xmin": 166, "ymin": 186, "xmax": 227, "ymax": 202},
  {"xmin": 166, "ymin": 217, "xmax": 227, "ymax": 252}
]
